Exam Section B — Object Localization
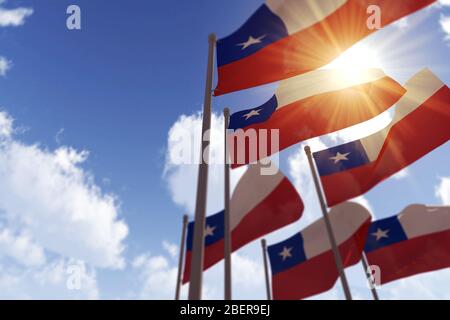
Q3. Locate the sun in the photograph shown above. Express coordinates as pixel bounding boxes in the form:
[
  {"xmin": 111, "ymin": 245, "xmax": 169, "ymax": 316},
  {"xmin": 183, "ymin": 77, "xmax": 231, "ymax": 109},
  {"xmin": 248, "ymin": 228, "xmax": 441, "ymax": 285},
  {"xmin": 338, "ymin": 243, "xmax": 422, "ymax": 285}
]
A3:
[{"xmin": 323, "ymin": 44, "xmax": 384, "ymax": 83}]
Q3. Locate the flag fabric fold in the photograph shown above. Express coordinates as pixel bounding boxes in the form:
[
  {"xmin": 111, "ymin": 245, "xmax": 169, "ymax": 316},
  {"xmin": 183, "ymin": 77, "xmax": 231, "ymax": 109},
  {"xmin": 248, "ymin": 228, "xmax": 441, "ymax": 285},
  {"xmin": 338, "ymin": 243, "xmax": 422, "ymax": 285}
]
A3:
[
  {"xmin": 314, "ymin": 69, "xmax": 450, "ymax": 206},
  {"xmin": 229, "ymin": 68, "xmax": 405, "ymax": 168},
  {"xmin": 365, "ymin": 204, "xmax": 450, "ymax": 285},
  {"xmin": 268, "ymin": 202, "xmax": 371, "ymax": 300},
  {"xmin": 183, "ymin": 163, "xmax": 303, "ymax": 284},
  {"xmin": 215, "ymin": 0, "xmax": 436, "ymax": 95}
]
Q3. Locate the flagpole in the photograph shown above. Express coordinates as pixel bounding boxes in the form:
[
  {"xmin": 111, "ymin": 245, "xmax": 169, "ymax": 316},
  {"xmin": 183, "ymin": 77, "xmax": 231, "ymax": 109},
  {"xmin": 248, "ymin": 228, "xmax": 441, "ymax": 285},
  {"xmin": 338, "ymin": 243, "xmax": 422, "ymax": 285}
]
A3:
[
  {"xmin": 304, "ymin": 145, "xmax": 353, "ymax": 300},
  {"xmin": 175, "ymin": 214, "xmax": 189, "ymax": 300},
  {"xmin": 361, "ymin": 251, "xmax": 380, "ymax": 300},
  {"xmin": 188, "ymin": 33, "xmax": 216, "ymax": 300},
  {"xmin": 261, "ymin": 239, "xmax": 272, "ymax": 300},
  {"xmin": 223, "ymin": 107, "xmax": 232, "ymax": 300}
]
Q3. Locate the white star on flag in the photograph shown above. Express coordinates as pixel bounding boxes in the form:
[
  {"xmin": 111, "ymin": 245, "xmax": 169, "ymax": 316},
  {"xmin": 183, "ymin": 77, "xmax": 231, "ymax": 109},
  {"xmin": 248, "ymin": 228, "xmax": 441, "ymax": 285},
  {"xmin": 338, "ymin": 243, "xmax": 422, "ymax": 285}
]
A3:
[
  {"xmin": 279, "ymin": 246, "xmax": 293, "ymax": 261},
  {"xmin": 330, "ymin": 152, "xmax": 350, "ymax": 164},
  {"xmin": 372, "ymin": 228, "xmax": 390, "ymax": 241},
  {"xmin": 237, "ymin": 35, "xmax": 266, "ymax": 50},
  {"xmin": 242, "ymin": 109, "xmax": 262, "ymax": 120},
  {"xmin": 205, "ymin": 225, "xmax": 216, "ymax": 237}
]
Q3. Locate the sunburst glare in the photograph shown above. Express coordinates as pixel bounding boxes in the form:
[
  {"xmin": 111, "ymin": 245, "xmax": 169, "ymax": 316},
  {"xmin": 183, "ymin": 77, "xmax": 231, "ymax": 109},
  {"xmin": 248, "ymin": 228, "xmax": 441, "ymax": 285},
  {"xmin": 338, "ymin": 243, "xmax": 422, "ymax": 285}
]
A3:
[{"xmin": 322, "ymin": 44, "xmax": 384, "ymax": 83}]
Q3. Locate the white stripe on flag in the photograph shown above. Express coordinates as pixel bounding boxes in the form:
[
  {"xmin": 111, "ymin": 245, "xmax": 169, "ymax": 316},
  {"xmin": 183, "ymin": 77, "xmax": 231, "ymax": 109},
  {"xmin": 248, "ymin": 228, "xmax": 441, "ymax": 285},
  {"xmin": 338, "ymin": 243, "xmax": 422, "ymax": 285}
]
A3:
[
  {"xmin": 266, "ymin": 0, "xmax": 347, "ymax": 35},
  {"xmin": 275, "ymin": 68, "xmax": 386, "ymax": 109},
  {"xmin": 399, "ymin": 205, "xmax": 450, "ymax": 239}
]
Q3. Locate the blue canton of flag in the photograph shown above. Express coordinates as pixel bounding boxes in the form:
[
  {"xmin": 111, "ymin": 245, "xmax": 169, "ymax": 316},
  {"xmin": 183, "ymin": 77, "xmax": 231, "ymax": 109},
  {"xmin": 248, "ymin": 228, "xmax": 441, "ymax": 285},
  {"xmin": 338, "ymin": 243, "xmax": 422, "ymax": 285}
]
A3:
[
  {"xmin": 313, "ymin": 140, "xmax": 371, "ymax": 176},
  {"xmin": 267, "ymin": 232, "xmax": 306, "ymax": 275},
  {"xmin": 228, "ymin": 95, "xmax": 278, "ymax": 130},
  {"xmin": 186, "ymin": 210, "xmax": 224, "ymax": 251},
  {"xmin": 216, "ymin": 5, "xmax": 288, "ymax": 67},
  {"xmin": 364, "ymin": 216, "xmax": 408, "ymax": 253}
]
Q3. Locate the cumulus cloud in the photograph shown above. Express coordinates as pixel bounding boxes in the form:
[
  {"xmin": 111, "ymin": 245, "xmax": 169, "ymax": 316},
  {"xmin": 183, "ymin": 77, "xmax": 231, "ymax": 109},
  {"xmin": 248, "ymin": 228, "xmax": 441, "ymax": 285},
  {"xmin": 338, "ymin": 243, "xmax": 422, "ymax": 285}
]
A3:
[
  {"xmin": 435, "ymin": 177, "xmax": 450, "ymax": 205},
  {"xmin": 438, "ymin": 0, "xmax": 450, "ymax": 7},
  {"xmin": 0, "ymin": 56, "xmax": 11, "ymax": 76},
  {"xmin": 0, "ymin": 4, "xmax": 33, "ymax": 27},
  {"xmin": 379, "ymin": 269, "xmax": 450, "ymax": 299},
  {"xmin": 0, "ymin": 259, "xmax": 98, "ymax": 299},
  {"xmin": 0, "ymin": 228, "xmax": 46, "ymax": 267},
  {"xmin": 393, "ymin": 17, "xmax": 409, "ymax": 30},
  {"xmin": 288, "ymin": 139, "xmax": 329, "ymax": 225},
  {"xmin": 0, "ymin": 111, "xmax": 13, "ymax": 137},
  {"xmin": 391, "ymin": 168, "xmax": 409, "ymax": 180},
  {"xmin": 132, "ymin": 242, "xmax": 265, "ymax": 300},
  {"xmin": 132, "ymin": 252, "xmax": 188, "ymax": 300},
  {"xmin": 164, "ymin": 111, "xmax": 246, "ymax": 215},
  {"xmin": 440, "ymin": 14, "xmax": 450, "ymax": 41},
  {"xmin": 0, "ymin": 111, "xmax": 128, "ymax": 269},
  {"xmin": 162, "ymin": 240, "xmax": 178, "ymax": 259}
]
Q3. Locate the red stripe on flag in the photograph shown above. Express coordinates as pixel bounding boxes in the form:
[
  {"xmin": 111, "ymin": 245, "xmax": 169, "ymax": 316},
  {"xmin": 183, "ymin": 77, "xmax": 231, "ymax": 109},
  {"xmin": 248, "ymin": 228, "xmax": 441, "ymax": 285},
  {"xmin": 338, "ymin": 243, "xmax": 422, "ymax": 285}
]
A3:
[{"xmin": 366, "ymin": 229, "xmax": 450, "ymax": 285}]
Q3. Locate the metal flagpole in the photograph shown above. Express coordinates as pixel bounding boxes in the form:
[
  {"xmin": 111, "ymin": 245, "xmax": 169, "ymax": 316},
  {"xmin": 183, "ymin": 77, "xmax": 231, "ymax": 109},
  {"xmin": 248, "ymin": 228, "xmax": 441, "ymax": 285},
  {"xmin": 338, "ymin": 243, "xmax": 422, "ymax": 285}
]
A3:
[
  {"xmin": 188, "ymin": 33, "xmax": 216, "ymax": 300},
  {"xmin": 261, "ymin": 239, "xmax": 272, "ymax": 300},
  {"xmin": 175, "ymin": 214, "xmax": 189, "ymax": 300},
  {"xmin": 223, "ymin": 107, "xmax": 232, "ymax": 300},
  {"xmin": 304, "ymin": 145, "xmax": 353, "ymax": 300},
  {"xmin": 361, "ymin": 252, "xmax": 380, "ymax": 300}
]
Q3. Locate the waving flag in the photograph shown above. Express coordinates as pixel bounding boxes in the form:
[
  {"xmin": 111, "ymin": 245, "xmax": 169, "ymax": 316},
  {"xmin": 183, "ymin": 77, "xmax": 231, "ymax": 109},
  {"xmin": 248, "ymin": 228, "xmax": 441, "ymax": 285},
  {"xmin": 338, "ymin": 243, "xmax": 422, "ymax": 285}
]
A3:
[
  {"xmin": 229, "ymin": 68, "xmax": 405, "ymax": 168},
  {"xmin": 314, "ymin": 69, "xmax": 450, "ymax": 206},
  {"xmin": 183, "ymin": 163, "xmax": 303, "ymax": 283},
  {"xmin": 215, "ymin": 0, "xmax": 436, "ymax": 95},
  {"xmin": 268, "ymin": 202, "xmax": 371, "ymax": 300},
  {"xmin": 365, "ymin": 204, "xmax": 450, "ymax": 285}
]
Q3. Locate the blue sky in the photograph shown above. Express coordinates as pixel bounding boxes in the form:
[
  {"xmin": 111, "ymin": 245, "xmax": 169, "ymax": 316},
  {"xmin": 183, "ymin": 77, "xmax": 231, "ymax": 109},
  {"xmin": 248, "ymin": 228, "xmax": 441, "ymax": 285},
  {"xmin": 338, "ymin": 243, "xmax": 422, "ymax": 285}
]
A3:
[{"xmin": 0, "ymin": 0, "xmax": 449, "ymax": 299}]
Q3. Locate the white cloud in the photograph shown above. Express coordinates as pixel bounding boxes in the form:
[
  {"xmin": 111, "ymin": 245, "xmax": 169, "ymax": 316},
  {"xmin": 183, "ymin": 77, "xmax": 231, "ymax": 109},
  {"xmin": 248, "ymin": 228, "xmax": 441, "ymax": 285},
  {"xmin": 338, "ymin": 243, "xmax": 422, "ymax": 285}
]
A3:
[
  {"xmin": 0, "ymin": 5, "xmax": 33, "ymax": 27},
  {"xmin": 164, "ymin": 111, "xmax": 246, "ymax": 215},
  {"xmin": 0, "ymin": 110, "xmax": 128, "ymax": 269},
  {"xmin": 379, "ymin": 269, "xmax": 450, "ymax": 299},
  {"xmin": 0, "ymin": 110, "xmax": 13, "ymax": 137},
  {"xmin": 394, "ymin": 17, "xmax": 409, "ymax": 29},
  {"xmin": 439, "ymin": 0, "xmax": 450, "ymax": 7},
  {"xmin": 0, "ymin": 56, "xmax": 11, "ymax": 76},
  {"xmin": 0, "ymin": 259, "xmax": 98, "ymax": 299},
  {"xmin": 439, "ymin": 14, "xmax": 450, "ymax": 41},
  {"xmin": 132, "ymin": 251, "xmax": 182, "ymax": 300},
  {"xmin": 391, "ymin": 168, "xmax": 409, "ymax": 180},
  {"xmin": 0, "ymin": 228, "xmax": 46, "ymax": 267},
  {"xmin": 435, "ymin": 177, "xmax": 450, "ymax": 205},
  {"xmin": 288, "ymin": 139, "xmax": 328, "ymax": 225},
  {"xmin": 162, "ymin": 240, "xmax": 178, "ymax": 258},
  {"xmin": 132, "ymin": 241, "xmax": 266, "ymax": 300}
]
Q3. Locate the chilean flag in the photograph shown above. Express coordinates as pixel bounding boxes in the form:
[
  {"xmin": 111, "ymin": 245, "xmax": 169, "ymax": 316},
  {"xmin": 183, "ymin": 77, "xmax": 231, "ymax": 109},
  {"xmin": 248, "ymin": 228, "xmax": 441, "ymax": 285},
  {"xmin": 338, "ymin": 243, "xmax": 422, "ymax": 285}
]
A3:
[
  {"xmin": 228, "ymin": 68, "xmax": 405, "ymax": 168},
  {"xmin": 314, "ymin": 69, "xmax": 450, "ymax": 207},
  {"xmin": 215, "ymin": 0, "xmax": 436, "ymax": 95},
  {"xmin": 268, "ymin": 202, "xmax": 371, "ymax": 300},
  {"xmin": 182, "ymin": 163, "xmax": 303, "ymax": 284},
  {"xmin": 365, "ymin": 204, "xmax": 450, "ymax": 285}
]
